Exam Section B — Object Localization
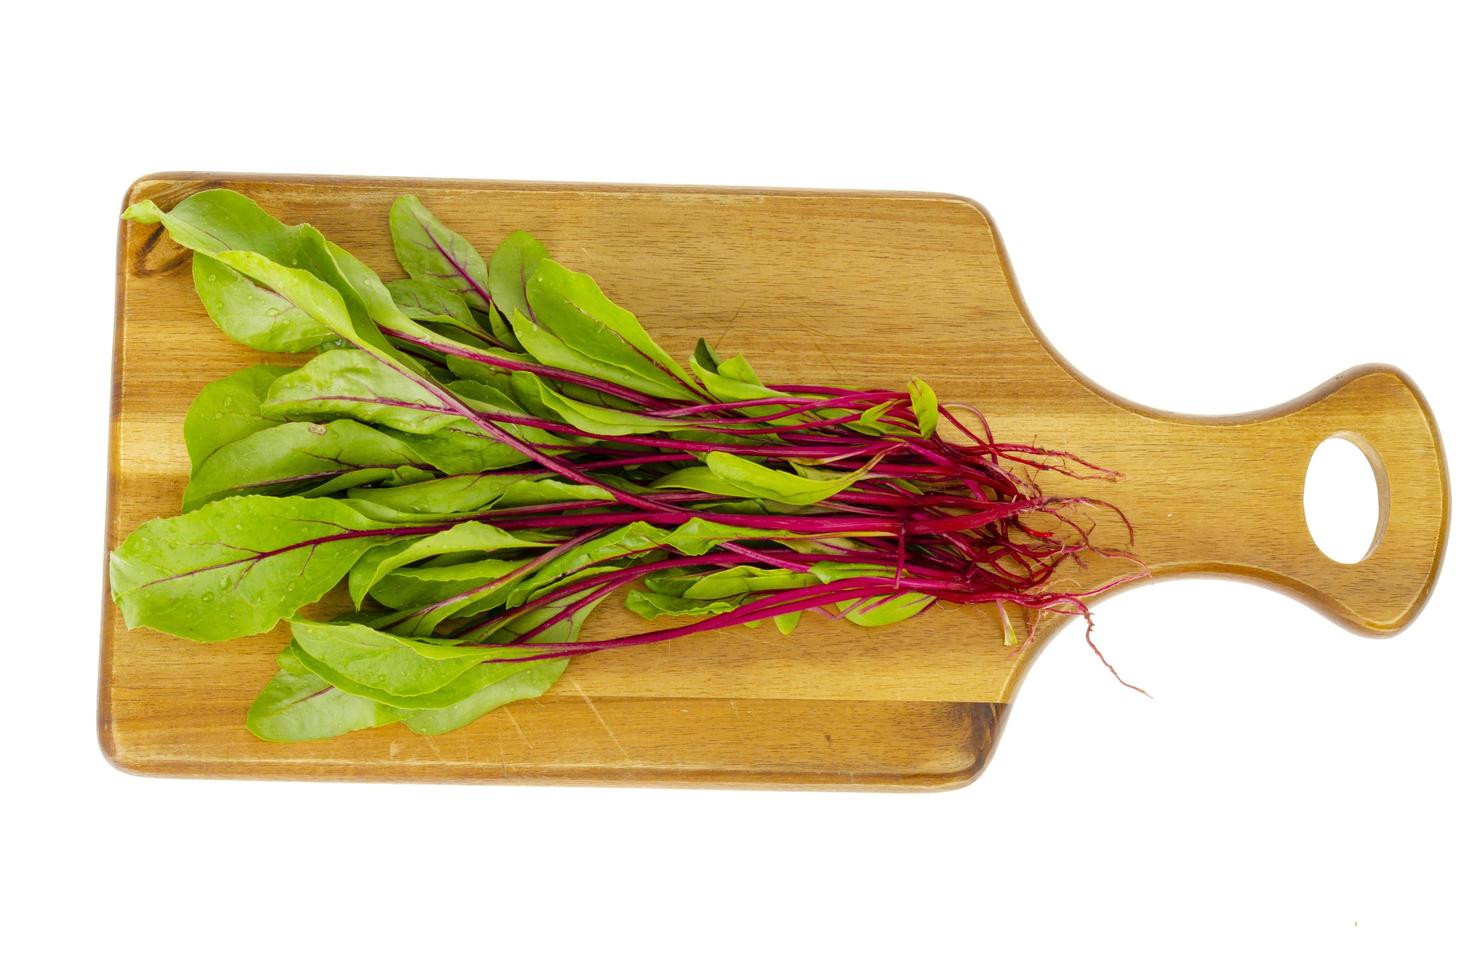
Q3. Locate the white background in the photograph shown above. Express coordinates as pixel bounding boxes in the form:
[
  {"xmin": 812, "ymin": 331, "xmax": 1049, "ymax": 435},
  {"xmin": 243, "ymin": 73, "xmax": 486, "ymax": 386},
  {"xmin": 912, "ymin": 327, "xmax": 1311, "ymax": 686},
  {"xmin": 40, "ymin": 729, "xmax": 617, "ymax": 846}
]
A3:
[{"xmin": 4, "ymin": 2, "xmax": 1475, "ymax": 976}]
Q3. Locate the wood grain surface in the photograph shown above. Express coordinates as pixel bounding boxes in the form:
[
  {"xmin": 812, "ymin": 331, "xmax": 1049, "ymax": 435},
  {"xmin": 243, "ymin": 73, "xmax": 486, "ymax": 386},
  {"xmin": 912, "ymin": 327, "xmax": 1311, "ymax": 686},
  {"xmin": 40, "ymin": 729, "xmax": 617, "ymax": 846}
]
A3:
[{"xmin": 99, "ymin": 173, "xmax": 1450, "ymax": 788}]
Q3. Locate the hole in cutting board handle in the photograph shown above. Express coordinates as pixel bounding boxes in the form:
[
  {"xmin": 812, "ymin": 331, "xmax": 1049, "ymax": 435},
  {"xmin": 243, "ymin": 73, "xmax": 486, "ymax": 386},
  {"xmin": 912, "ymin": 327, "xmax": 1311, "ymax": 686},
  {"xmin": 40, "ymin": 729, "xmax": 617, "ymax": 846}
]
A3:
[{"xmin": 1303, "ymin": 436, "xmax": 1386, "ymax": 564}]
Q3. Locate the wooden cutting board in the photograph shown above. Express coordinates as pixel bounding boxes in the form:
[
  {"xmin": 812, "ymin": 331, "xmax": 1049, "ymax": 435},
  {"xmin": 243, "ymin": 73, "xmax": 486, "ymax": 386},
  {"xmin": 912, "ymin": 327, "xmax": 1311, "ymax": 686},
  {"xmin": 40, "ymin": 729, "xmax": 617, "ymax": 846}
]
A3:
[{"xmin": 99, "ymin": 173, "xmax": 1450, "ymax": 789}]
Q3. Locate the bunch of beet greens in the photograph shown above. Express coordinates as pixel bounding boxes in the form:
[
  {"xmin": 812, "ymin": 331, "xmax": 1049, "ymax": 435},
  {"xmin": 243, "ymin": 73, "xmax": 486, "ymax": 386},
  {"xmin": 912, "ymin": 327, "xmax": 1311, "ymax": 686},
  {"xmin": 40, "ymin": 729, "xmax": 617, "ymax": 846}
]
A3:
[{"xmin": 108, "ymin": 189, "xmax": 1142, "ymax": 743}]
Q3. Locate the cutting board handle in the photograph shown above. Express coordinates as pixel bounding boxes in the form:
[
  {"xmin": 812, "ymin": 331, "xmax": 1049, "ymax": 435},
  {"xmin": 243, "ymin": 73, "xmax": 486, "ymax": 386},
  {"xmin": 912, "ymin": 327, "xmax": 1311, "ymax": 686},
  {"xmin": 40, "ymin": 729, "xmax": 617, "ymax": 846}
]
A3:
[{"xmin": 1133, "ymin": 364, "xmax": 1449, "ymax": 635}]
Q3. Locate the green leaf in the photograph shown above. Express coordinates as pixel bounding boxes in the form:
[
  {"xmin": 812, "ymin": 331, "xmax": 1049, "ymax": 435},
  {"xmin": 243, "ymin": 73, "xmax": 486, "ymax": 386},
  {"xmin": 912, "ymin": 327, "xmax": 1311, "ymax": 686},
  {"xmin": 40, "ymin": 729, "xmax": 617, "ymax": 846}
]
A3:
[
  {"xmin": 498, "ymin": 517, "xmax": 781, "ymax": 608},
  {"xmin": 386, "ymin": 279, "xmax": 494, "ymax": 347},
  {"xmin": 653, "ymin": 564, "xmax": 820, "ymax": 598},
  {"xmin": 908, "ymin": 378, "xmax": 938, "ymax": 438},
  {"xmin": 657, "ymin": 517, "xmax": 787, "ymax": 556},
  {"xmin": 211, "ymin": 238, "xmax": 423, "ymax": 373},
  {"xmin": 773, "ymin": 611, "xmax": 802, "ymax": 635},
  {"xmin": 246, "ymin": 647, "xmax": 407, "ymax": 742},
  {"xmin": 689, "ymin": 357, "xmax": 783, "ymax": 407},
  {"xmin": 192, "ymin": 253, "xmax": 340, "ymax": 352},
  {"xmin": 525, "ymin": 258, "xmax": 695, "ymax": 392},
  {"xmin": 348, "ymin": 472, "xmax": 611, "ymax": 519},
  {"xmin": 368, "ymin": 557, "xmax": 527, "ymax": 610},
  {"xmin": 798, "ymin": 562, "xmax": 936, "ymax": 625},
  {"xmin": 109, "ymin": 496, "xmax": 390, "ymax": 641},
  {"xmin": 624, "ymin": 591, "xmax": 743, "ymax": 620},
  {"xmin": 693, "ymin": 338, "xmax": 723, "ymax": 372},
  {"xmin": 841, "ymin": 592, "xmax": 935, "ymax": 627},
  {"xmin": 508, "ymin": 308, "xmax": 689, "ymax": 401},
  {"xmin": 443, "ymin": 377, "xmax": 584, "ymax": 448},
  {"xmin": 503, "ymin": 257, "xmax": 697, "ymax": 401},
  {"xmin": 493, "ymin": 479, "xmax": 614, "ymax": 508},
  {"xmin": 183, "ymin": 365, "xmax": 291, "ymax": 469},
  {"xmin": 263, "ymin": 349, "xmax": 454, "ymax": 434},
  {"xmin": 485, "ymin": 230, "xmax": 549, "ymax": 343},
  {"xmin": 123, "ymin": 193, "xmax": 296, "ymax": 259},
  {"xmin": 347, "ymin": 521, "xmax": 553, "ymax": 606},
  {"xmin": 124, "ymin": 191, "xmax": 412, "ymax": 364},
  {"xmin": 210, "ymin": 247, "xmax": 364, "ymax": 340},
  {"xmin": 320, "ymin": 237, "xmax": 465, "ymax": 359},
  {"xmin": 378, "ymin": 564, "xmax": 534, "ymax": 636},
  {"xmin": 708, "ymin": 451, "xmax": 871, "ymax": 505},
  {"xmin": 507, "ymin": 371, "xmax": 692, "ymax": 437},
  {"xmin": 290, "ymin": 620, "xmax": 489, "ymax": 701},
  {"xmin": 501, "ymin": 522, "xmax": 666, "ymax": 606},
  {"xmin": 393, "ymin": 420, "xmax": 533, "ymax": 475},
  {"xmin": 397, "ymin": 597, "xmax": 597, "ymax": 735},
  {"xmin": 655, "ymin": 451, "xmax": 871, "ymax": 506},
  {"xmin": 307, "ymin": 469, "xmax": 403, "ymax": 497},
  {"xmin": 451, "ymin": 353, "xmax": 652, "ymax": 418},
  {"xmin": 426, "ymin": 378, "xmax": 586, "ymax": 464},
  {"xmin": 647, "ymin": 465, "xmax": 750, "ymax": 498},
  {"xmin": 854, "ymin": 399, "xmax": 899, "ymax": 429},
  {"xmin": 715, "ymin": 352, "xmax": 765, "ymax": 387},
  {"xmin": 389, "ymin": 195, "xmax": 490, "ymax": 312},
  {"xmin": 444, "ymin": 351, "xmax": 539, "ymax": 386},
  {"xmin": 399, "ymin": 660, "xmax": 566, "ymax": 736},
  {"xmin": 289, "ymin": 617, "xmax": 576, "ymax": 717},
  {"xmin": 808, "ymin": 561, "xmax": 895, "ymax": 583},
  {"xmin": 347, "ymin": 471, "xmax": 541, "ymax": 518},
  {"xmin": 382, "ymin": 541, "xmax": 624, "ymax": 638},
  {"xmin": 183, "ymin": 419, "xmax": 431, "ymax": 510}
]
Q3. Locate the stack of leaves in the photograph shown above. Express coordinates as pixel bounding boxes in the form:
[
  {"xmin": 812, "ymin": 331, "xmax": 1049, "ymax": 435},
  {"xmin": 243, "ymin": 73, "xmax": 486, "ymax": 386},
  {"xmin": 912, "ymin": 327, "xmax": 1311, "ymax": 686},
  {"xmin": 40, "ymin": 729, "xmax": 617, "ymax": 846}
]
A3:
[{"xmin": 109, "ymin": 190, "xmax": 1142, "ymax": 743}]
